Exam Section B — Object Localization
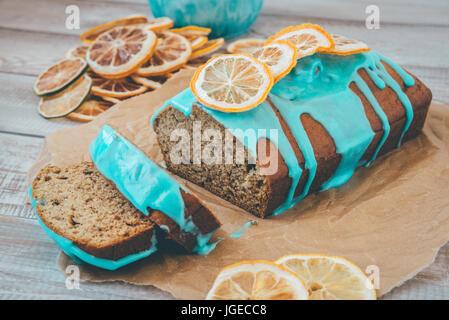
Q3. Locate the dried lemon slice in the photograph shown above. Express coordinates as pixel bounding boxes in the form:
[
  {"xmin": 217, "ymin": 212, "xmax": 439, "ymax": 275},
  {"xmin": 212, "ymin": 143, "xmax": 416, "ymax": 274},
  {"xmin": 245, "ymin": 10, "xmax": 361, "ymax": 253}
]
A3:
[
  {"xmin": 191, "ymin": 54, "xmax": 274, "ymax": 113},
  {"xmin": 206, "ymin": 260, "xmax": 309, "ymax": 300},
  {"xmin": 38, "ymin": 75, "xmax": 92, "ymax": 119},
  {"xmin": 227, "ymin": 38, "xmax": 265, "ymax": 54},
  {"xmin": 252, "ymin": 40, "xmax": 298, "ymax": 82},
  {"xmin": 67, "ymin": 95, "xmax": 113, "ymax": 122},
  {"xmin": 190, "ymin": 38, "xmax": 225, "ymax": 60},
  {"xmin": 267, "ymin": 24, "xmax": 334, "ymax": 58},
  {"xmin": 88, "ymin": 71, "xmax": 147, "ymax": 98},
  {"xmin": 80, "ymin": 15, "xmax": 148, "ymax": 43},
  {"xmin": 325, "ymin": 34, "xmax": 370, "ymax": 55},
  {"xmin": 34, "ymin": 58, "xmax": 87, "ymax": 96},
  {"xmin": 276, "ymin": 254, "xmax": 377, "ymax": 300},
  {"xmin": 131, "ymin": 73, "xmax": 170, "ymax": 89},
  {"xmin": 87, "ymin": 26, "xmax": 157, "ymax": 79},
  {"xmin": 137, "ymin": 31, "xmax": 191, "ymax": 76},
  {"xmin": 64, "ymin": 44, "xmax": 90, "ymax": 60}
]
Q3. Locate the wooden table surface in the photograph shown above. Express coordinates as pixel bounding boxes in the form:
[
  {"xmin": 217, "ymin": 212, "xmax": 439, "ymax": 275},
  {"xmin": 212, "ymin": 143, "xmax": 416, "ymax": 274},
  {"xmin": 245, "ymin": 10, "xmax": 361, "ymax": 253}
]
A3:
[{"xmin": 1, "ymin": 0, "xmax": 448, "ymax": 299}]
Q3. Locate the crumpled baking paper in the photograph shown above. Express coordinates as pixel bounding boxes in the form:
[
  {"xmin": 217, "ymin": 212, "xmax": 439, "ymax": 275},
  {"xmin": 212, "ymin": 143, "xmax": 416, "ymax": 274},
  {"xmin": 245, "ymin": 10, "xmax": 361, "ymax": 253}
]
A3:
[{"xmin": 28, "ymin": 69, "xmax": 449, "ymax": 299}]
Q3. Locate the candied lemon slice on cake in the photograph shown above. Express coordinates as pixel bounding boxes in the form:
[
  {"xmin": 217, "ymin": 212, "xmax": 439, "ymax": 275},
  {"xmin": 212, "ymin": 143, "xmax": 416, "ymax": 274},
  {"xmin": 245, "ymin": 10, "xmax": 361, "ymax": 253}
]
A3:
[
  {"xmin": 227, "ymin": 38, "xmax": 265, "ymax": 54},
  {"xmin": 267, "ymin": 24, "xmax": 334, "ymax": 58},
  {"xmin": 88, "ymin": 71, "xmax": 148, "ymax": 98},
  {"xmin": 80, "ymin": 15, "xmax": 148, "ymax": 43},
  {"xmin": 34, "ymin": 58, "xmax": 87, "ymax": 96},
  {"xmin": 190, "ymin": 38, "xmax": 225, "ymax": 60},
  {"xmin": 87, "ymin": 26, "xmax": 157, "ymax": 79},
  {"xmin": 325, "ymin": 34, "xmax": 370, "ymax": 55},
  {"xmin": 137, "ymin": 31, "xmax": 191, "ymax": 76},
  {"xmin": 67, "ymin": 95, "xmax": 113, "ymax": 122},
  {"xmin": 276, "ymin": 254, "xmax": 377, "ymax": 300},
  {"xmin": 64, "ymin": 44, "xmax": 90, "ymax": 60},
  {"xmin": 251, "ymin": 40, "xmax": 298, "ymax": 82},
  {"xmin": 190, "ymin": 54, "xmax": 274, "ymax": 113},
  {"xmin": 206, "ymin": 260, "xmax": 309, "ymax": 300},
  {"xmin": 38, "ymin": 75, "xmax": 92, "ymax": 119}
]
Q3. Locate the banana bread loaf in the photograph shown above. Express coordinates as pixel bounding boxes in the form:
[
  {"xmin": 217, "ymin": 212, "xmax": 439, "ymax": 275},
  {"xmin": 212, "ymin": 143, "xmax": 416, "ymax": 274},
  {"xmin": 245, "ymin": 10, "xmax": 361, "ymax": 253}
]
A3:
[
  {"xmin": 152, "ymin": 51, "xmax": 432, "ymax": 218},
  {"xmin": 31, "ymin": 162, "xmax": 158, "ymax": 269},
  {"xmin": 90, "ymin": 125, "xmax": 221, "ymax": 253}
]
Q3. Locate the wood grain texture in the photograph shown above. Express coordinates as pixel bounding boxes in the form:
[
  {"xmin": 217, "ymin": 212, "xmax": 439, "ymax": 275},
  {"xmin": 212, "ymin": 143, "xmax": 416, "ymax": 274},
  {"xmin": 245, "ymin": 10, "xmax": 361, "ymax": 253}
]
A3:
[{"xmin": 0, "ymin": 0, "xmax": 448, "ymax": 300}]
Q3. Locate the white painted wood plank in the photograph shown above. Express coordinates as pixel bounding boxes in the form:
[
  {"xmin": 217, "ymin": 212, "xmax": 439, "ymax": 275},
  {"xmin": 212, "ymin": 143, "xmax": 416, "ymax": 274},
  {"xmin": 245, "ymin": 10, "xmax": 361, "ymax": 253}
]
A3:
[
  {"xmin": 0, "ymin": 73, "xmax": 77, "ymax": 136},
  {"xmin": 0, "ymin": 0, "xmax": 150, "ymax": 35},
  {"xmin": 0, "ymin": 28, "xmax": 80, "ymax": 76},
  {"xmin": 262, "ymin": 0, "xmax": 449, "ymax": 27},
  {"xmin": 0, "ymin": 132, "xmax": 43, "ymax": 219},
  {"xmin": 0, "ymin": 215, "xmax": 174, "ymax": 299}
]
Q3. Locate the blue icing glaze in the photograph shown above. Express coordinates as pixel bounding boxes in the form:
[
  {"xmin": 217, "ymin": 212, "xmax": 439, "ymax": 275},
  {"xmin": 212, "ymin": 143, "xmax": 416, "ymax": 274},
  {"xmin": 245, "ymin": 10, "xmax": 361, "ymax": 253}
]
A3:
[
  {"xmin": 29, "ymin": 187, "xmax": 157, "ymax": 270},
  {"xmin": 155, "ymin": 51, "xmax": 414, "ymax": 215},
  {"xmin": 229, "ymin": 220, "xmax": 256, "ymax": 239},
  {"xmin": 90, "ymin": 125, "xmax": 219, "ymax": 254}
]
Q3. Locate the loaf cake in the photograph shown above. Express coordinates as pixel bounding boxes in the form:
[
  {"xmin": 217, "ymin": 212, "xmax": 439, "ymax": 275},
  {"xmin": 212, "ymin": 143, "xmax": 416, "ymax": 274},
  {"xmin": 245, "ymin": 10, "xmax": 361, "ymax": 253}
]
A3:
[
  {"xmin": 90, "ymin": 125, "xmax": 221, "ymax": 253},
  {"xmin": 30, "ymin": 162, "xmax": 158, "ymax": 270},
  {"xmin": 152, "ymin": 51, "xmax": 432, "ymax": 218}
]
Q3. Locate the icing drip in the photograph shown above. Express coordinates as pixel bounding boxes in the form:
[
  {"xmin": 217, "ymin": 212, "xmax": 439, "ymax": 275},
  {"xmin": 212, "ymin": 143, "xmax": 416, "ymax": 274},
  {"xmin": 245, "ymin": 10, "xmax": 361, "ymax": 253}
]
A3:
[
  {"xmin": 153, "ymin": 51, "xmax": 415, "ymax": 216},
  {"xmin": 29, "ymin": 187, "xmax": 158, "ymax": 270},
  {"xmin": 90, "ymin": 125, "xmax": 219, "ymax": 254}
]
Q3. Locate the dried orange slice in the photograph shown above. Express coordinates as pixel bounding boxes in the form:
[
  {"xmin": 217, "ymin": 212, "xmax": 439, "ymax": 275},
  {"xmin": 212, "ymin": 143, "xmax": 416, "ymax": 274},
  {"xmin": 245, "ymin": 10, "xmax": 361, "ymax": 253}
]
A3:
[
  {"xmin": 136, "ymin": 31, "xmax": 191, "ymax": 76},
  {"xmin": 190, "ymin": 38, "xmax": 225, "ymax": 60},
  {"xmin": 101, "ymin": 95, "xmax": 122, "ymax": 104},
  {"xmin": 87, "ymin": 26, "xmax": 157, "ymax": 79},
  {"xmin": 142, "ymin": 17, "xmax": 174, "ymax": 31},
  {"xmin": 267, "ymin": 24, "xmax": 334, "ymax": 58},
  {"xmin": 325, "ymin": 34, "xmax": 370, "ymax": 55},
  {"xmin": 64, "ymin": 44, "xmax": 90, "ymax": 60},
  {"xmin": 38, "ymin": 75, "xmax": 92, "ymax": 119},
  {"xmin": 34, "ymin": 58, "xmax": 87, "ymax": 96},
  {"xmin": 170, "ymin": 25, "xmax": 211, "ymax": 50},
  {"xmin": 67, "ymin": 95, "xmax": 113, "ymax": 122},
  {"xmin": 191, "ymin": 54, "xmax": 274, "ymax": 113},
  {"xmin": 206, "ymin": 260, "xmax": 309, "ymax": 300},
  {"xmin": 131, "ymin": 74, "xmax": 170, "ymax": 89},
  {"xmin": 88, "ymin": 71, "xmax": 147, "ymax": 98},
  {"xmin": 227, "ymin": 38, "xmax": 265, "ymax": 54},
  {"xmin": 276, "ymin": 254, "xmax": 377, "ymax": 300},
  {"xmin": 170, "ymin": 25, "xmax": 211, "ymax": 36},
  {"xmin": 252, "ymin": 40, "xmax": 298, "ymax": 82},
  {"xmin": 80, "ymin": 15, "xmax": 148, "ymax": 43}
]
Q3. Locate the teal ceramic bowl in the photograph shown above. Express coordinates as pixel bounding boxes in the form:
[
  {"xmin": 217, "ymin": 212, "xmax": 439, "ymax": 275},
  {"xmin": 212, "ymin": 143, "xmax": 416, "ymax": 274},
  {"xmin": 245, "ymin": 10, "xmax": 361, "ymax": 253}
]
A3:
[{"xmin": 148, "ymin": 0, "xmax": 264, "ymax": 39}]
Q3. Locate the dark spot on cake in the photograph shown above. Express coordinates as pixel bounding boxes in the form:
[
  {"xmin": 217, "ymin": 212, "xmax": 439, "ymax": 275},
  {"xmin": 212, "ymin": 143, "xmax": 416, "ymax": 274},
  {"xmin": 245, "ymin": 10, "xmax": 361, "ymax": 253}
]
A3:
[
  {"xmin": 83, "ymin": 170, "xmax": 93, "ymax": 175},
  {"xmin": 44, "ymin": 176, "xmax": 51, "ymax": 181},
  {"xmin": 52, "ymin": 200, "xmax": 60, "ymax": 206},
  {"xmin": 246, "ymin": 163, "xmax": 256, "ymax": 173},
  {"xmin": 57, "ymin": 176, "xmax": 68, "ymax": 180}
]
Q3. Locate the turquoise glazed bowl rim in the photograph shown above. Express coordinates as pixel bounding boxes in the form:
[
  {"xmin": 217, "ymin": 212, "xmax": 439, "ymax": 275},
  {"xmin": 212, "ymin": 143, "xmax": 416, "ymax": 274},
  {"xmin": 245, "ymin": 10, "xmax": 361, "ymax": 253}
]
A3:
[{"xmin": 148, "ymin": 0, "xmax": 264, "ymax": 39}]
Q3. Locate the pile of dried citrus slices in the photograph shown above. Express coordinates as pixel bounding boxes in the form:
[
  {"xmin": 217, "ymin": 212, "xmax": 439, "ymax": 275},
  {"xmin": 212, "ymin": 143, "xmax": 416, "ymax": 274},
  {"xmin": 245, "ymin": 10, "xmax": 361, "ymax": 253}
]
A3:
[
  {"xmin": 206, "ymin": 254, "xmax": 377, "ymax": 300},
  {"xmin": 34, "ymin": 15, "xmax": 225, "ymax": 122},
  {"xmin": 192, "ymin": 23, "xmax": 370, "ymax": 113}
]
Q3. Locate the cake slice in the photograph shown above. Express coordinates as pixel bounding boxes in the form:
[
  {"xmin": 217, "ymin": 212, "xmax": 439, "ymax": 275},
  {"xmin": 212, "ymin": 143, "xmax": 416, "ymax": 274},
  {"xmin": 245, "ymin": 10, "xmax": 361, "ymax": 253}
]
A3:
[
  {"xmin": 90, "ymin": 125, "xmax": 221, "ymax": 253},
  {"xmin": 31, "ymin": 162, "xmax": 157, "ymax": 270},
  {"xmin": 152, "ymin": 51, "xmax": 432, "ymax": 218}
]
